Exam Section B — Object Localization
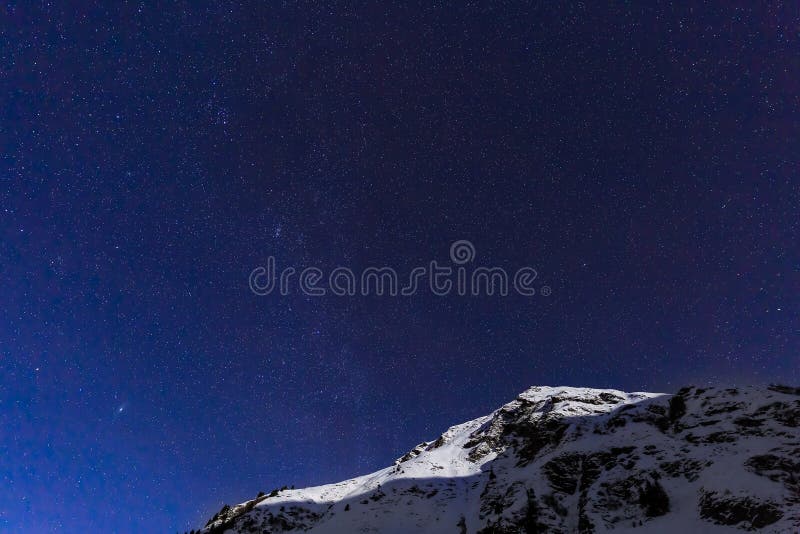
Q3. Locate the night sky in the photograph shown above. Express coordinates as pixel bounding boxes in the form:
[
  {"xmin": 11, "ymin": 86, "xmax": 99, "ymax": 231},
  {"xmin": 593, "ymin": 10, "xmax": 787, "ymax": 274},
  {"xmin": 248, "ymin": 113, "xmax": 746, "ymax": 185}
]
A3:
[{"xmin": 2, "ymin": 2, "xmax": 799, "ymax": 532}]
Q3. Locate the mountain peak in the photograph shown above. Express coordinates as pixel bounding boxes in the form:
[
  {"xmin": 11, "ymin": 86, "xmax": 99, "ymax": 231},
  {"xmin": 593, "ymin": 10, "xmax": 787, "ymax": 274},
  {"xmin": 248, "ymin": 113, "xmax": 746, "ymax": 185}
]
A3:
[{"xmin": 197, "ymin": 384, "xmax": 799, "ymax": 533}]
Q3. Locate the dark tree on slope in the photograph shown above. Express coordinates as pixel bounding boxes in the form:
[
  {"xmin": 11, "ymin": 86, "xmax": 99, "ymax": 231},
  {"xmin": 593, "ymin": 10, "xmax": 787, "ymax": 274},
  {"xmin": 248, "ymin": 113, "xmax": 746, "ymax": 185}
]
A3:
[
  {"xmin": 640, "ymin": 479, "xmax": 670, "ymax": 517},
  {"xmin": 522, "ymin": 488, "xmax": 546, "ymax": 533},
  {"xmin": 668, "ymin": 395, "xmax": 686, "ymax": 421}
]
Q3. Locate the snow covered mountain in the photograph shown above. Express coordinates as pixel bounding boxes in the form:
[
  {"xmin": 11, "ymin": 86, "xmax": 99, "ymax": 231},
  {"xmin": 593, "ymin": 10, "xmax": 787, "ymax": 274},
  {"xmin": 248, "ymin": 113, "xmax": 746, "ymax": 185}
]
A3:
[{"xmin": 196, "ymin": 385, "xmax": 799, "ymax": 533}]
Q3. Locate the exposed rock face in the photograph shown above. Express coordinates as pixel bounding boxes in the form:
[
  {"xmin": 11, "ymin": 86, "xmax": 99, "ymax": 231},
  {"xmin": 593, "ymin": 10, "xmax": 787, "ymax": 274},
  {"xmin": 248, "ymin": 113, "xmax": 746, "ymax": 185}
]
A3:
[{"xmin": 196, "ymin": 385, "xmax": 800, "ymax": 533}]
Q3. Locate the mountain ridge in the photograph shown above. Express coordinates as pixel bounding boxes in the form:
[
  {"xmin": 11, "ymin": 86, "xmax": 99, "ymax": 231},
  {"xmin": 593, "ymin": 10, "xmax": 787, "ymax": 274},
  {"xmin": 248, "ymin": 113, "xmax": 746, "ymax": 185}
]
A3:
[{"xmin": 195, "ymin": 385, "xmax": 799, "ymax": 533}]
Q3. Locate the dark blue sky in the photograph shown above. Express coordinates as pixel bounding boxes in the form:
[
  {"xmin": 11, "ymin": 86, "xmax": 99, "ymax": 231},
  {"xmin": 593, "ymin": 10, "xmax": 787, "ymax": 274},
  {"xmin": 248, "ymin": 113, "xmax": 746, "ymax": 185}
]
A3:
[{"xmin": 1, "ymin": 2, "xmax": 798, "ymax": 532}]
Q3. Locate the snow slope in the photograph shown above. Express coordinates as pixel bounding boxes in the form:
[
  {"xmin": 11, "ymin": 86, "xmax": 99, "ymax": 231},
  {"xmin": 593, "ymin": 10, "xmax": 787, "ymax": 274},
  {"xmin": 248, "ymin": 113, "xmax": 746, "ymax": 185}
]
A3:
[{"xmin": 197, "ymin": 385, "xmax": 799, "ymax": 533}]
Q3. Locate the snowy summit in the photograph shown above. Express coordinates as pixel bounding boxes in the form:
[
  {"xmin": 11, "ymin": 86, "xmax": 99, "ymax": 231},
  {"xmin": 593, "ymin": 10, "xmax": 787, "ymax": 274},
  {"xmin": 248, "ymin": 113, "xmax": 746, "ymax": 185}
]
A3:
[{"xmin": 197, "ymin": 385, "xmax": 799, "ymax": 533}]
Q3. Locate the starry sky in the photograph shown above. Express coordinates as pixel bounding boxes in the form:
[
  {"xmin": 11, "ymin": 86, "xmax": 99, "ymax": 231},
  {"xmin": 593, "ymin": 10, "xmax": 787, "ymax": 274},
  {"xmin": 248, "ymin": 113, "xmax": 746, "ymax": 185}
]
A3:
[{"xmin": 1, "ymin": 2, "xmax": 798, "ymax": 532}]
